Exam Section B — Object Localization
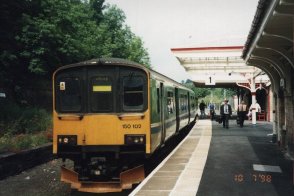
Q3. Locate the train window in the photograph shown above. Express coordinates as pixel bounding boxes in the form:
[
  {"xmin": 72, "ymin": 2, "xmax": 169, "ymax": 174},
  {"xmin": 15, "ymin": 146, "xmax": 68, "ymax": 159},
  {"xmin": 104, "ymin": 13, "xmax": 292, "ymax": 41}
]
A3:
[
  {"xmin": 167, "ymin": 91, "xmax": 174, "ymax": 114},
  {"xmin": 90, "ymin": 76, "xmax": 113, "ymax": 112},
  {"xmin": 180, "ymin": 94, "xmax": 188, "ymax": 111},
  {"xmin": 184, "ymin": 95, "xmax": 188, "ymax": 111},
  {"xmin": 123, "ymin": 76, "xmax": 144, "ymax": 111},
  {"xmin": 157, "ymin": 88, "xmax": 160, "ymax": 113},
  {"xmin": 191, "ymin": 96, "xmax": 195, "ymax": 109},
  {"xmin": 57, "ymin": 77, "xmax": 82, "ymax": 112}
]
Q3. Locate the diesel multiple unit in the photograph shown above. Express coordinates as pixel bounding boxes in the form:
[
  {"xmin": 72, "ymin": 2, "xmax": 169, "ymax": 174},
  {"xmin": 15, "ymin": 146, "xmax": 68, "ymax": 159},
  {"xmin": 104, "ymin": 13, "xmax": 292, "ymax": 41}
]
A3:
[{"xmin": 53, "ymin": 58, "xmax": 197, "ymax": 192}]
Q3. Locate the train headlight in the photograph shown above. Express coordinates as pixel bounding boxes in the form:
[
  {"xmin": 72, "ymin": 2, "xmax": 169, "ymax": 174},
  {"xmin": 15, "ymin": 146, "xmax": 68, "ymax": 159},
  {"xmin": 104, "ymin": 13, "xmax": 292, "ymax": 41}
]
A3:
[
  {"xmin": 57, "ymin": 135, "xmax": 77, "ymax": 145},
  {"xmin": 124, "ymin": 135, "xmax": 146, "ymax": 145},
  {"xmin": 63, "ymin": 137, "xmax": 69, "ymax": 143}
]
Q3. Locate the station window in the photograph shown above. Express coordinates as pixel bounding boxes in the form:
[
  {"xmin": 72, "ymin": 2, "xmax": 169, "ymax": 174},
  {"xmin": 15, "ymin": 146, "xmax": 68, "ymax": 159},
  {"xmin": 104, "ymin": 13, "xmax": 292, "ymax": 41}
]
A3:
[
  {"xmin": 123, "ymin": 76, "xmax": 144, "ymax": 111},
  {"xmin": 90, "ymin": 76, "xmax": 113, "ymax": 112},
  {"xmin": 57, "ymin": 77, "xmax": 82, "ymax": 112}
]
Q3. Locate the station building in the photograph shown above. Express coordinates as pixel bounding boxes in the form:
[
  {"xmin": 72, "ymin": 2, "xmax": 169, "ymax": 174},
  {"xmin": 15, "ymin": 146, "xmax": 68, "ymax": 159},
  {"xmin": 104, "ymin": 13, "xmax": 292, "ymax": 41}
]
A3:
[
  {"xmin": 172, "ymin": 0, "xmax": 294, "ymax": 158},
  {"xmin": 243, "ymin": 0, "xmax": 294, "ymax": 157}
]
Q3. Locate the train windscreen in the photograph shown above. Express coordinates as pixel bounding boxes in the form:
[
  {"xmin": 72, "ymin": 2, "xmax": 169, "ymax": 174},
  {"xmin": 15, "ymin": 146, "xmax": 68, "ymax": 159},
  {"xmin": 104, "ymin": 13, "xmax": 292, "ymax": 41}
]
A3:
[
  {"xmin": 56, "ymin": 76, "xmax": 82, "ymax": 112},
  {"xmin": 55, "ymin": 65, "xmax": 147, "ymax": 113},
  {"xmin": 123, "ymin": 76, "xmax": 144, "ymax": 111}
]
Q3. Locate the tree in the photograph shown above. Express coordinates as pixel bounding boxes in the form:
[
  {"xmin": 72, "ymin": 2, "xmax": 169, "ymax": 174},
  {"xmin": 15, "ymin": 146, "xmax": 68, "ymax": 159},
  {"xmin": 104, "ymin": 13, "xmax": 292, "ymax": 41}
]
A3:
[
  {"xmin": 0, "ymin": 0, "xmax": 150, "ymax": 104},
  {"xmin": 98, "ymin": 5, "xmax": 150, "ymax": 66},
  {"xmin": 184, "ymin": 81, "xmax": 210, "ymax": 98}
]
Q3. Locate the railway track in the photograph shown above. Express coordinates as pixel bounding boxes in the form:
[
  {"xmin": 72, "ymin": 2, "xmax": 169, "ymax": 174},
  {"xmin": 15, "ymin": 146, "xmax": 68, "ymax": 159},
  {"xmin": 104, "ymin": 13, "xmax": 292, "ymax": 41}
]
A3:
[
  {"xmin": 0, "ymin": 143, "xmax": 53, "ymax": 180},
  {"xmin": 0, "ymin": 121, "xmax": 195, "ymax": 196}
]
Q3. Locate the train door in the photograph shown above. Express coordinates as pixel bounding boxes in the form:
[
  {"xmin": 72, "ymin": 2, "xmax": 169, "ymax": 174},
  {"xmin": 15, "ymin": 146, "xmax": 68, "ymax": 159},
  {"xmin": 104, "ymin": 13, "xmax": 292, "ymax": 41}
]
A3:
[
  {"xmin": 175, "ymin": 88, "xmax": 180, "ymax": 132},
  {"xmin": 160, "ymin": 83, "xmax": 166, "ymax": 145}
]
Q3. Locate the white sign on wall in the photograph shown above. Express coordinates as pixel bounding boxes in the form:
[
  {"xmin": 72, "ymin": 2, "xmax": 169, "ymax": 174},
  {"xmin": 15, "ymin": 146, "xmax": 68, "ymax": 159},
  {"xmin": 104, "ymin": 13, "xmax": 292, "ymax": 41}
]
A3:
[{"xmin": 205, "ymin": 76, "xmax": 215, "ymax": 85}]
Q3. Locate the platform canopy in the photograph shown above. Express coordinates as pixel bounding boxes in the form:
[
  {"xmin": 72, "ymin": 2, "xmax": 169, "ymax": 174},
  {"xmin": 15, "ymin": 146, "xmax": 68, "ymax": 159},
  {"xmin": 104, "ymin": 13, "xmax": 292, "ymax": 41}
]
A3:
[
  {"xmin": 242, "ymin": 0, "xmax": 294, "ymax": 95},
  {"xmin": 171, "ymin": 46, "xmax": 270, "ymax": 88}
]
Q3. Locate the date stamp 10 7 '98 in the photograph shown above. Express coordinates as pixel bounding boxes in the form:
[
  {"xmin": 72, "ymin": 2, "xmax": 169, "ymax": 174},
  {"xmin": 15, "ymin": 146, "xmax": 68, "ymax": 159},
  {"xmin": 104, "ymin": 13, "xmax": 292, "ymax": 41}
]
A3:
[{"xmin": 234, "ymin": 173, "xmax": 272, "ymax": 183}]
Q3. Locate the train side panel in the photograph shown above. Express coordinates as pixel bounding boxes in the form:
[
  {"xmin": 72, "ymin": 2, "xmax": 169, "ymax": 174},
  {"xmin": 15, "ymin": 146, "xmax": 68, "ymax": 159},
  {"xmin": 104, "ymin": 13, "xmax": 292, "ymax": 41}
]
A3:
[
  {"xmin": 178, "ymin": 88, "xmax": 190, "ymax": 130},
  {"xmin": 189, "ymin": 94, "xmax": 197, "ymax": 122},
  {"xmin": 148, "ymin": 71, "xmax": 196, "ymax": 152},
  {"xmin": 149, "ymin": 78, "xmax": 162, "ymax": 153},
  {"xmin": 164, "ymin": 86, "xmax": 177, "ymax": 140}
]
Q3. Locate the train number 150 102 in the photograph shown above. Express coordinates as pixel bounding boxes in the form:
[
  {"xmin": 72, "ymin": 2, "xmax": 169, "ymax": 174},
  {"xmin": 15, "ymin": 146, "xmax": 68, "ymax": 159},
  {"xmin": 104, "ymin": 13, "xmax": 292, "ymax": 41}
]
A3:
[{"xmin": 122, "ymin": 124, "xmax": 141, "ymax": 129}]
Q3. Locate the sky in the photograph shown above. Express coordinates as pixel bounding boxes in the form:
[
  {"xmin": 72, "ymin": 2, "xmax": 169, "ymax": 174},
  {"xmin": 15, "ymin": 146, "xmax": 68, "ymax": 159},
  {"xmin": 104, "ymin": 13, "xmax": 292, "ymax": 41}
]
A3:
[{"xmin": 105, "ymin": 0, "xmax": 259, "ymax": 82}]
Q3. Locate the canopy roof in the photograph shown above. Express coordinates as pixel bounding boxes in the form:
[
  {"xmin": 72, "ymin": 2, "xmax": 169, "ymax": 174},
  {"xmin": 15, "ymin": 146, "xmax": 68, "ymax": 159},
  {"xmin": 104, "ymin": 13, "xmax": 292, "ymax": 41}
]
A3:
[
  {"xmin": 171, "ymin": 46, "xmax": 270, "ymax": 87},
  {"xmin": 242, "ymin": 0, "xmax": 294, "ymax": 94}
]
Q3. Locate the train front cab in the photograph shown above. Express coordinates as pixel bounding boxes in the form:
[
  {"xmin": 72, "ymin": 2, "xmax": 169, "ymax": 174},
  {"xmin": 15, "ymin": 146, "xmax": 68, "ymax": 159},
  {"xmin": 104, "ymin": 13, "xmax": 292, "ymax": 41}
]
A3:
[{"xmin": 53, "ymin": 62, "xmax": 151, "ymax": 184}]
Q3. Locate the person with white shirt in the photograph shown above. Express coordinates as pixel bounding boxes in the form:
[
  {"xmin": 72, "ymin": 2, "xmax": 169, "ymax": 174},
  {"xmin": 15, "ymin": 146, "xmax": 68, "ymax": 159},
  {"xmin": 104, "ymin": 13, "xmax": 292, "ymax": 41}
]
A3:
[
  {"xmin": 220, "ymin": 99, "xmax": 232, "ymax": 128},
  {"xmin": 249, "ymin": 102, "xmax": 261, "ymax": 115}
]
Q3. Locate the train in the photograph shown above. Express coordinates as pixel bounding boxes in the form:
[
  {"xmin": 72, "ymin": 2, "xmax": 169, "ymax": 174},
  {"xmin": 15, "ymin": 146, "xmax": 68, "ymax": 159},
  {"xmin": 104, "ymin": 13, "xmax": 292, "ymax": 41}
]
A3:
[{"xmin": 52, "ymin": 58, "xmax": 197, "ymax": 192}]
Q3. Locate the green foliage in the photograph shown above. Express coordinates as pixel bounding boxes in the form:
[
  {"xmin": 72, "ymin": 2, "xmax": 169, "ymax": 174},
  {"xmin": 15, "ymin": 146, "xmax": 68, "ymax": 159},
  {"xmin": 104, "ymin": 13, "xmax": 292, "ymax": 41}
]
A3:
[
  {"xmin": 199, "ymin": 88, "xmax": 237, "ymax": 106},
  {"xmin": 182, "ymin": 81, "xmax": 237, "ymax": 106},
  {"xmin": 1, "ymin": 0, "xmax": 151, "ymax": 103},
  {"xmin": 0, "ymin": 0, "xmax": 151, "ymax": 152},
  {"xmin": 0, "ymin": 108, "xmax": 52, "ymax": 152},
  {"xmin": 0, "ymin": 134, "xmax": 12, "ymax": 153},
  {"xmin": 0, "ymin": 99, "xmax": 52, "ymax": 136},
  {"xmin": 184, "ymin": 82, "xmax": 210, "ymax": 98},
  {"xmin": 98, "ymin": 5, "xmax": 150, "ymax": 66},
  {"xmin": 0, "ymin": 132, "xmax": 50, "ymax": 153},
  {"xmin": 13, "ymin": 134, "xmax": 33, "ymax": 151},
  {"xmin": 16, "ymin": 108, "xmax": 52, "ymax": 134},
  {"xmin": 0, "ymin": 100, "xmax": 22, "ymax": 122}
]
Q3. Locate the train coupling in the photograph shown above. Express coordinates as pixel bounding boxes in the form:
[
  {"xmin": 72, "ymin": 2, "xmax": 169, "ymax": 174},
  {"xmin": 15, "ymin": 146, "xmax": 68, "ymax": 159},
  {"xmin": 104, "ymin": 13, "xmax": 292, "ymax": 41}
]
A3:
[{"xmin": 60, "ymin": 165, "xmax": 145, "ymax": 193}]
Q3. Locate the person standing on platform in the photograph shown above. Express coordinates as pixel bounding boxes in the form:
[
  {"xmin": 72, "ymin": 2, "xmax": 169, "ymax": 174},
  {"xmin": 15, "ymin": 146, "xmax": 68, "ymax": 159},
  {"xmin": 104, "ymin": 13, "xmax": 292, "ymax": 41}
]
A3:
[
  {"xmin": 249, "ymin": 101, "xmax": 261, "ymax": 116},
  {"xmin": 237, "ymin": 101, "xmax": 247, "ymax": 127},
  {"xmin": 199, "ymin": 100, "xmax": 206, "ymax": 119},
  {"xmin": 220, "ymin": 99, "xmax": 232, "ymax": 128},
  {"xmin": 209, "ymin": 103, "xmax": 215, "ymax": 121}
]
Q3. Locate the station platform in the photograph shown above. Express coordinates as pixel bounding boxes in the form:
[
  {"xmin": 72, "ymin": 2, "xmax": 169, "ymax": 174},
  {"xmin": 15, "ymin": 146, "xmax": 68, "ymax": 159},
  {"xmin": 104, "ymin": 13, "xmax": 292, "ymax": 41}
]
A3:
[{"xmin": 130, "ymin": 120, "xmax": 294, "ymax": 196}]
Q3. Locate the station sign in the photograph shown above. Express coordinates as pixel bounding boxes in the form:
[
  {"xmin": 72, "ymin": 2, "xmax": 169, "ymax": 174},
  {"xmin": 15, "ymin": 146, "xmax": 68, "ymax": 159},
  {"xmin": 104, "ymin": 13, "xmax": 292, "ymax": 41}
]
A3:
[{"xmin": 205, "ymin": 76, "xmax": 215, "ymax": 85}]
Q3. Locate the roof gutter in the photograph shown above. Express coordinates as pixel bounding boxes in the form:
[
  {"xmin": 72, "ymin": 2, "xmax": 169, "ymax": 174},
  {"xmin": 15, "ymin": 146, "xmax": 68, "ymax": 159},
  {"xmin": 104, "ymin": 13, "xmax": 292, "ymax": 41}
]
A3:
[{"xmin": 243, "ymin": 0, "xmax": 280, "ymax": 63}]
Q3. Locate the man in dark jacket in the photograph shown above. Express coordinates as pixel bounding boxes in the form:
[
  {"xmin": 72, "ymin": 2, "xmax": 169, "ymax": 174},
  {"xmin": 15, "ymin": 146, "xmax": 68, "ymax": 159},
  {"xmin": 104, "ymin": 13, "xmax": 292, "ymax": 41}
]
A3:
[
  {"xmin": 220, "ymin": 99, "xmax": 232, "ymax": 128},
  {"xmin": 199, "ymin": 100, "xmax": 206, "ymax": 119}
]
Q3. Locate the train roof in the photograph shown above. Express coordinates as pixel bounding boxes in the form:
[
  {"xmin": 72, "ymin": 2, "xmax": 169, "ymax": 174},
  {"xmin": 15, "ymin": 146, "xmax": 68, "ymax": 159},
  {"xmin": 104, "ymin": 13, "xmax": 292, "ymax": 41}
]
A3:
[
  {"xmin": 55, "ymin": 58, "xmax": 144, "ymax": 71},
  {"xmin": 54, "ymin": 58, "xmax": 193, "ymax": 92}
]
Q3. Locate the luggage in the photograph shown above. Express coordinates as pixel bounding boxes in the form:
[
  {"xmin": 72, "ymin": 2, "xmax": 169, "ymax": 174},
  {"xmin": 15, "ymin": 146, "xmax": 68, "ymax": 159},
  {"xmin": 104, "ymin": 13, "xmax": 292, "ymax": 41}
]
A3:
[
  {"xmin": 236, "ymin": 116, "xmax": 240, "ymax": 124},
  {"xmin": 217, "ymin": 116, "xmax": 222, "ymax": 124}
]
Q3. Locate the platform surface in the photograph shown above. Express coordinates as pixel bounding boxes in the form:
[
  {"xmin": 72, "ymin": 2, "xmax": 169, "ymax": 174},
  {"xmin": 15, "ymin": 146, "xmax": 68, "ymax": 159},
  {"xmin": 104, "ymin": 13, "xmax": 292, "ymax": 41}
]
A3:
[{"xmin": 130, "ymin": 120, "xmax": 294, "ymax": 196}]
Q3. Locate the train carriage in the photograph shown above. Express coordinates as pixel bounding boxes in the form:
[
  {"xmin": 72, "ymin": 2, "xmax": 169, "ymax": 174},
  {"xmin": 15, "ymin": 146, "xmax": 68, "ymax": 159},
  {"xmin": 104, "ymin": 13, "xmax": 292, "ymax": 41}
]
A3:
[{"xmin": 53, "ymin": 58, "xmax": 196, "ymax": 192}]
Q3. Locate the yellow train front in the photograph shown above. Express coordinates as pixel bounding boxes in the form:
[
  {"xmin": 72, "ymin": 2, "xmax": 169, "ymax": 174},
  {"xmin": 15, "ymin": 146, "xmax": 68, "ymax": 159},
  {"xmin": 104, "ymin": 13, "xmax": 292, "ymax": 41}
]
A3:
[{"xmin": 53, "ymin": 58, "xmax": 196, "ymax": 192}]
